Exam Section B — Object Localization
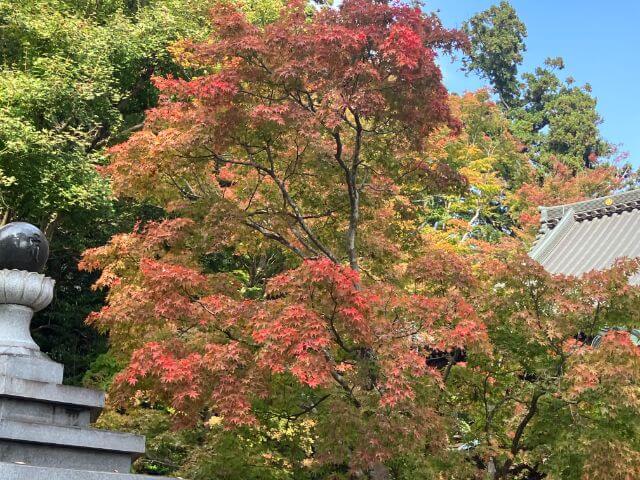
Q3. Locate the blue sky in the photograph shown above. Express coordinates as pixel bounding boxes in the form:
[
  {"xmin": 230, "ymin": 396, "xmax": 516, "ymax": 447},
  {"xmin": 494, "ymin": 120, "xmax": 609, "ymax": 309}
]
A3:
[{"xmin": 426, "ymin": 1, "xmax": 640, "ymax": 166}]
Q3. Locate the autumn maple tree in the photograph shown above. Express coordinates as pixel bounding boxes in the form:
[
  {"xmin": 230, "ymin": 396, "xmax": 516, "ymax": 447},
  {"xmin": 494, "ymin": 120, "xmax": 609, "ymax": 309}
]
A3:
[
  {"xmin": 80, "ymin": 1, "xmax": 640, "ymax": 479},
  {"xmin": 81, "ymin": 0, "xmax": 482, "ymax": 474}
]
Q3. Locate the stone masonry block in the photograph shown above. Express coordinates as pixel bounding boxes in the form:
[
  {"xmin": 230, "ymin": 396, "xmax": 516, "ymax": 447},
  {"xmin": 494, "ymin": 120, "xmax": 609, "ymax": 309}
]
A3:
[
  {"xmin": 0, "ymin": 353, "xmax": 64, "ymax": 384},
  {"xmin": 0, "ymin": 461, "xmax": 178, "ymax": 480}
]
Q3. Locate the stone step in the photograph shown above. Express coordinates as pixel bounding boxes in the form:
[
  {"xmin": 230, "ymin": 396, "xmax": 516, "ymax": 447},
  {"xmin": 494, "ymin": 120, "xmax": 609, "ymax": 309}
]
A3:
[
  {"xmin": 0, "ymin": 461, "xmax": 178, "ymax": 480},
  {"xmin": 0, "ymin": 353, "xmax": 64, "ymax": 384},
  {"xmin": 0, "ymin": 418, "xmax": 145, "ymax": 454},
  {"xmin": 0, "ymin": 441, "xmax": 134, "ymax": 473},
  {"xmin": 0, "ymin": 418, "xmax": 146, "ymax": 472},
  {"xmin": 0, "ymin": 397, "xmax": 92, "ymax": 428},
  {"xmin": 0, "ymin": 374, "xmax": 104, "ymax": 418}
]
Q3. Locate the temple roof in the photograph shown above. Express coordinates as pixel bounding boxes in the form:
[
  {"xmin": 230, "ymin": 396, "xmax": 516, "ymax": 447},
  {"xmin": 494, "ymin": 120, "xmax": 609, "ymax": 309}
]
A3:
[{"xmin": 530, "ymin": 189, "xmax": 640, "ymax": 284}]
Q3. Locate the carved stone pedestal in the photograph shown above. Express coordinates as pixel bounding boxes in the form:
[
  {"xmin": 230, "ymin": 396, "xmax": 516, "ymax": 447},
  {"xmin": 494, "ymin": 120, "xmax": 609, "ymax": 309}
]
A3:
[{"xmin": 0, "ymin": 269, "xmax": 174, "ymax": 479}]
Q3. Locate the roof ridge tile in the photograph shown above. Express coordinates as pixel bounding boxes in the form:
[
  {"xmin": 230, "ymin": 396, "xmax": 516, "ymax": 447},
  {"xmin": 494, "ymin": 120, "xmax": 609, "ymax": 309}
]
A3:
[{"xmin": 539, "ymin": 188, "xmax": 640, "ymax": 229}]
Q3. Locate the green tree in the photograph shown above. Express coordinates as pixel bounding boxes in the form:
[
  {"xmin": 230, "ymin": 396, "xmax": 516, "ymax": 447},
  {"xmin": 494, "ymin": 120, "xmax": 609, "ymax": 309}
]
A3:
[
  {"xmin": 512, "ymin": 58, "xmax": 610, "ymax": 172},
  {"xmin": 0, "ymin": 0, "xmax": 220, "ymax": 381},
  {"xmin": 463, "ymin": 1, "xmax": 527, "ymax": 108},
  {"xmin": 464, "ymin": 2, "xmax": 612, "ymax": 172}
]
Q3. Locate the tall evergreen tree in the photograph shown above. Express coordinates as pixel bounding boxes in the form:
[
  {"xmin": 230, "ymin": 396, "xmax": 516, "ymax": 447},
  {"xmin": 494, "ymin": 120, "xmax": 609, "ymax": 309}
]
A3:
[
  {"xmin": 463, "ymin": 1, "xmax": 527, "ymax": 108},
  {"xmin": 464, "ymin": 2, "xmax": 612, "ymax": 172}
]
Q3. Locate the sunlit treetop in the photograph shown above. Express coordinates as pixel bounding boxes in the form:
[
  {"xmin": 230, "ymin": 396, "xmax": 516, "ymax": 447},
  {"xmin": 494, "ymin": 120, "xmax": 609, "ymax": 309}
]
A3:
[{"xmin": 107, "ymin": 0, "xmax": 468, "ymax": 275}]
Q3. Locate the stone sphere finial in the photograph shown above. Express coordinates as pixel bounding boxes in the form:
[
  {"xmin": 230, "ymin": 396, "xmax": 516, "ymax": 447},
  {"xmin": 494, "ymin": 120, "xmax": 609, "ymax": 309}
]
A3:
[{"xmin": 0, "ymin": 222, "xmax": 49, "ymax": 273}]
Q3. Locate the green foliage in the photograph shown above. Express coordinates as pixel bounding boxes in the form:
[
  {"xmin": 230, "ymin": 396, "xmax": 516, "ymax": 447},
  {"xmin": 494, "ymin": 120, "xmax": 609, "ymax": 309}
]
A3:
[
  {"xmin": 463, "ymin": 1, "xmax": 527, "ymax": 107},
  {"xmin": 512, "ymin": 58, "xmax": 610, "ymax": 172},
  {"xmin": 202, "ymin": 248, "xmax": 289, "ymax": 299},
  {"xmin": 82, "ymin": 351, "xmax": 125, "ymax": 391},
  {"xmin": 0, "ymin": 0, "xmax": 220, "ymax": 383},
  {"xmin": 98, "ymin": 396, "xmax": 315, "ymax": 480}
]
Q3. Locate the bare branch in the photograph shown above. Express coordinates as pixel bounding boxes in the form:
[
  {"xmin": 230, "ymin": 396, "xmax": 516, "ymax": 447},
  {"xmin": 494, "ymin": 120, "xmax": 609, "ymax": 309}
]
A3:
[{"xmin": 244, "ymin": 219, "xmax": 307, "ymax": 259}]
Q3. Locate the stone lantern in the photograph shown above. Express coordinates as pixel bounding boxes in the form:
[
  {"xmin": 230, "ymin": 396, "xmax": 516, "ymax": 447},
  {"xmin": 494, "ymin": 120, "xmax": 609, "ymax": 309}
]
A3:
[{"xmin": 0, "ymin": 222, "xmax": 173, "ymax": 479}]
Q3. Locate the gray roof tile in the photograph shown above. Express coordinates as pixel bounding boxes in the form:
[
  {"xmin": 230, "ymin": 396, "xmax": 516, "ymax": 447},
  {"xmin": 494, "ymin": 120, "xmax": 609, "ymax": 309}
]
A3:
[{"xmin": 530, "ymin": 189, "xmax": 640, "ymax": 284}]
